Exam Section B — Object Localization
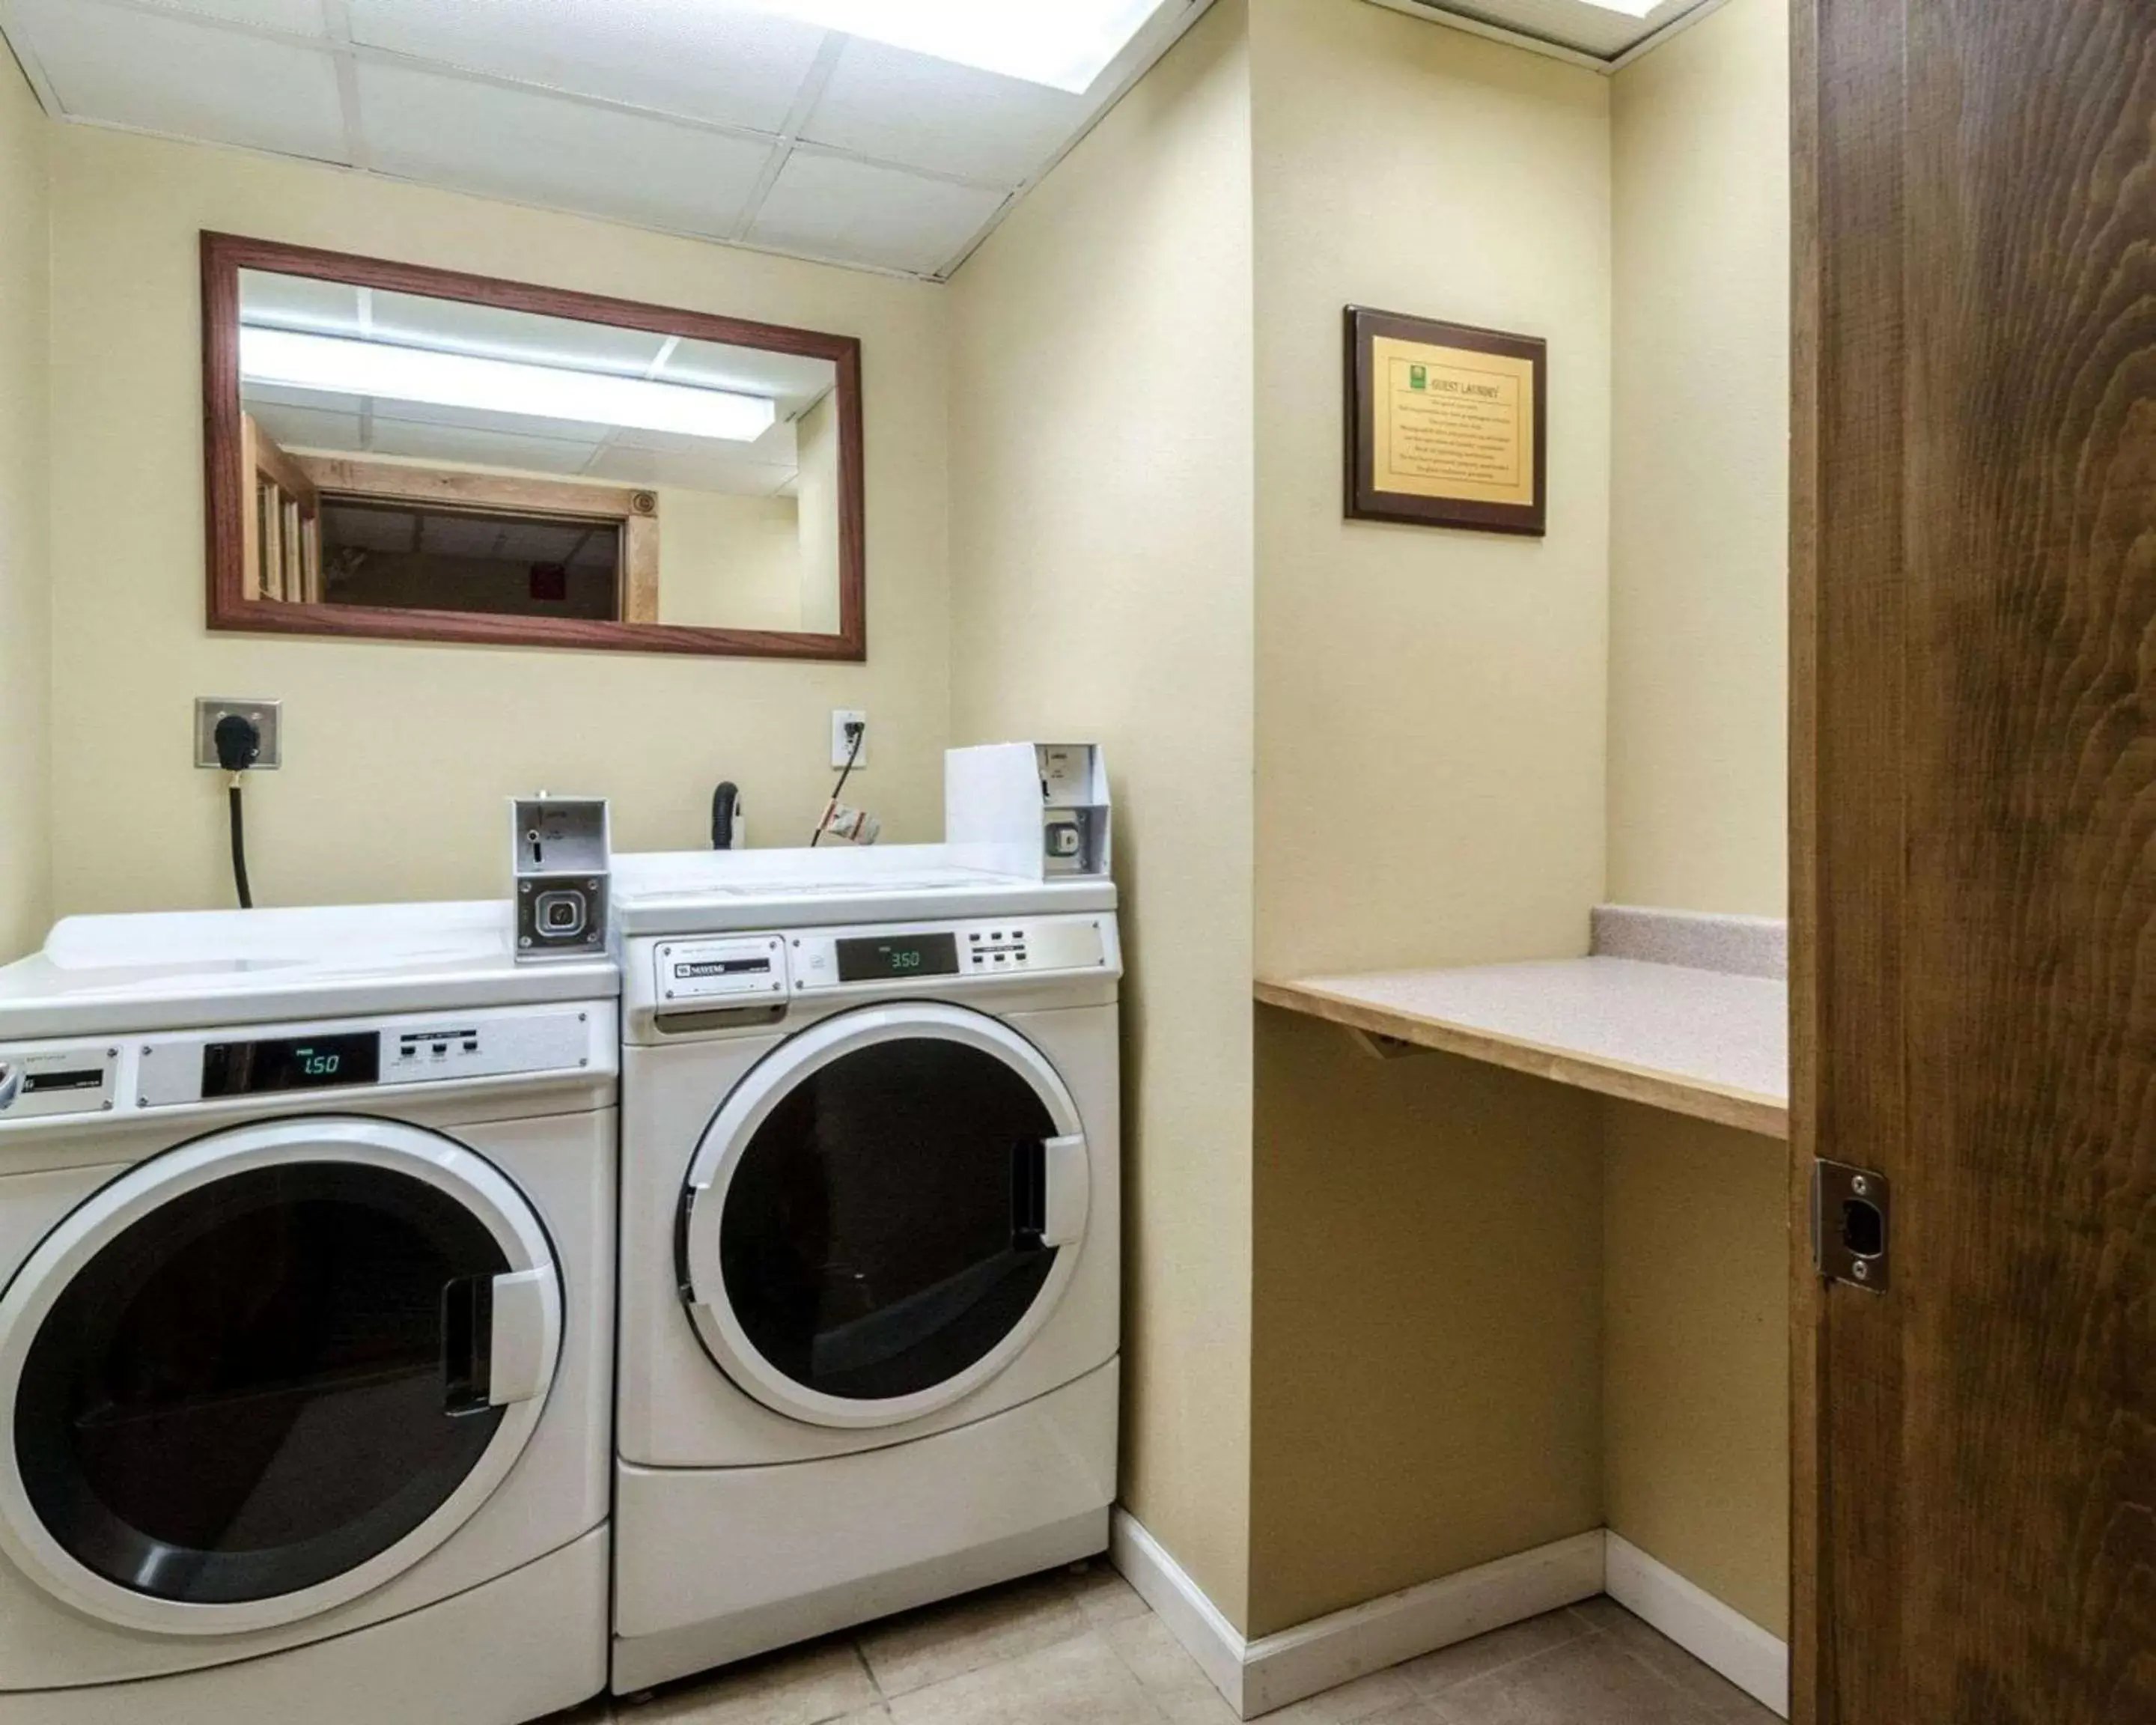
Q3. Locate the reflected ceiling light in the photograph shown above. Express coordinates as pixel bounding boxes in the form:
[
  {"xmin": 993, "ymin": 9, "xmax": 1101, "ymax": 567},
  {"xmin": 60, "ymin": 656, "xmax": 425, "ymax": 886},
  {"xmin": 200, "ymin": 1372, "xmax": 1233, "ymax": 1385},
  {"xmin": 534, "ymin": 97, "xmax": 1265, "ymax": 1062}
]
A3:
[
  {"xmin": 1572, "ymin": 0, "xmax": 1660, "ymax": 15},
  {"xmin": 239, "ymin": 327, "xmax": 778, "ymax": 442},
  {"xmin": 725, "ymin": 0, "xmax": 1170, "ymax": 93}
]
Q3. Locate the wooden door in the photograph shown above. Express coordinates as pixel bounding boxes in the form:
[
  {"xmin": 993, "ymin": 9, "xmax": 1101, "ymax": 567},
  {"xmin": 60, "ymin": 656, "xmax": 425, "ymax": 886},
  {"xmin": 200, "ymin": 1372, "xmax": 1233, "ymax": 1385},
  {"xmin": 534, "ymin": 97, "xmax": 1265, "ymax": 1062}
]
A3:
[{"xmin": 1792, "ymin": 1, "xmax": 2155, "ymax": 1720}]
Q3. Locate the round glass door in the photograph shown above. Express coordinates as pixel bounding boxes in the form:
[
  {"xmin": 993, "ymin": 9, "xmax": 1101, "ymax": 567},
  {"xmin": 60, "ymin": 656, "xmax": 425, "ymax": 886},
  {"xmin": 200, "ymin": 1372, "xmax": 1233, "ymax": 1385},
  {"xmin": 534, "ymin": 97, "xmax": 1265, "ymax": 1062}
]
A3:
[
  {"xmin": 680, "ymin": 1003, "xmax": 1092, "ymax": 1429},
  {"xmin": 0, "ymin": 1118, "xmax": 561, "ymax": 1636}
]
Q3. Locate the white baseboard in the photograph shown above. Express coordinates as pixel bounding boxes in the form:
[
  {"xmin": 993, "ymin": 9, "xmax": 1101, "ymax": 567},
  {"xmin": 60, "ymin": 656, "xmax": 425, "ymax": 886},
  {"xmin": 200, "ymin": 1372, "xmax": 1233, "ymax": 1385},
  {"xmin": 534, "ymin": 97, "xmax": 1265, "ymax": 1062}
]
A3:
[
  {"xmin": 1109, "ymin": 1513, "xmax": 1252, "ymax": 1709},
  {"xmin": 1109, "ymin": 1513, "xmax": 1790, "ymax": 1721},
  {"xmin": 1604, "ymin": 1532, "xmax": 1788, "ymax": 1718},
  {"xmin": 1109, "ymin": 1512, "xmax": 1603, "ymax": 1718}
]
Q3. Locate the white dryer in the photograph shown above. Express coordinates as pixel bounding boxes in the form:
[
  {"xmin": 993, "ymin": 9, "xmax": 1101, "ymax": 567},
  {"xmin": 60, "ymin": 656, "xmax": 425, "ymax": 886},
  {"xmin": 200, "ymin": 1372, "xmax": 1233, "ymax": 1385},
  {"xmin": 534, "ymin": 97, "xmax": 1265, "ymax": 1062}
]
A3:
[
  {"xmin": 610, "ymin": 848, "xmax": 1121, "ymax": 1693},
  {"xmin": 0, "ymin": 903, "xmax": 618, "ymax": 1725}
]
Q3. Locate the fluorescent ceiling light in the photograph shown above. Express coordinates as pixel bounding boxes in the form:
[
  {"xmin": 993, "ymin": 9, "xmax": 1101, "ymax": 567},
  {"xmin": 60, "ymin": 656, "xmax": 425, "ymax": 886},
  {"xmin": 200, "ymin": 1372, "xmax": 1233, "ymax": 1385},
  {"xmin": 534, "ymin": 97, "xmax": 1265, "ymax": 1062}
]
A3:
[
  {"xmin": 239, "ymin": 327, "xmax": 777, "ymax": 443},
  {"xmin": 724, "ymin": 0, "xmax": 1169, "ymax": 93},
  {"xmin": 1573, "ymin": 0, "xmax": 1659, "ymax": 15}
]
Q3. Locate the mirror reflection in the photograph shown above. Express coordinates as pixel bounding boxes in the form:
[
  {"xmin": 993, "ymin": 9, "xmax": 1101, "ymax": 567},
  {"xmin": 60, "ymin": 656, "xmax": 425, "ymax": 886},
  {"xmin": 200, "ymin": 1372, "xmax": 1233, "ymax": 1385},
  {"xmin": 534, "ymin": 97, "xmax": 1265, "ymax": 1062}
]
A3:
[{"xmin": 234, "ymin": 270, "xmax": 844, "ymax": 634}]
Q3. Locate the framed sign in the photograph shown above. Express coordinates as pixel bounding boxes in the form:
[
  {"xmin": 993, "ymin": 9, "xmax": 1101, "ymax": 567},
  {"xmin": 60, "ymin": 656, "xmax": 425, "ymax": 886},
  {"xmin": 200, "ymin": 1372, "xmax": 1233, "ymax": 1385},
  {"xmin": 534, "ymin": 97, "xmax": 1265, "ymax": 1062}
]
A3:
[{"xmin": 1344, "ymin": 307, "xmax": 1547, "ymax": 536}]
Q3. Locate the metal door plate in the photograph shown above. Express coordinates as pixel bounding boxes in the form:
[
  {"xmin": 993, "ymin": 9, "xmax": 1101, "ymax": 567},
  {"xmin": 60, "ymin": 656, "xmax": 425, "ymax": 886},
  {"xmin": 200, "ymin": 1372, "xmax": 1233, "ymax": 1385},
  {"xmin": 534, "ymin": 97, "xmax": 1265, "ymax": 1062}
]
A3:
[{"xmin": 1812, "ymin": 1160, "xmax": 1890, "ymax": 1292}]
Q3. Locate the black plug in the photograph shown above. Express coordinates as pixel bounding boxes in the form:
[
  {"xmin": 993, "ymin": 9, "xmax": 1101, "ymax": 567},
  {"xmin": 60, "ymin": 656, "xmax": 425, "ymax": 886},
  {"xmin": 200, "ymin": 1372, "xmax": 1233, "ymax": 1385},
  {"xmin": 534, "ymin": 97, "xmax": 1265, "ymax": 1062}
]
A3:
[
  {"xmin": 213, "ymin": 715, "xmax": 261, "ymax": 908},
  {"xmin": 213, "ymin": 713, "xmax": 261, "ymax": 773}
]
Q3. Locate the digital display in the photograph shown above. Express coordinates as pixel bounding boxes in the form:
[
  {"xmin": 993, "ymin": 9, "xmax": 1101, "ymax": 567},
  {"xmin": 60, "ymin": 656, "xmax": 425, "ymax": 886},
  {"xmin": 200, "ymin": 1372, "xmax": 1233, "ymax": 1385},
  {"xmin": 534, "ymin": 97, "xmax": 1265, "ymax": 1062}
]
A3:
[
  {"xmin": 835, "ymin": 932, "xmax": 960, "ymax": 983},
  {"xmin": 201, "ymin": 1032, "xmax": 381, "ymax": 1097}
]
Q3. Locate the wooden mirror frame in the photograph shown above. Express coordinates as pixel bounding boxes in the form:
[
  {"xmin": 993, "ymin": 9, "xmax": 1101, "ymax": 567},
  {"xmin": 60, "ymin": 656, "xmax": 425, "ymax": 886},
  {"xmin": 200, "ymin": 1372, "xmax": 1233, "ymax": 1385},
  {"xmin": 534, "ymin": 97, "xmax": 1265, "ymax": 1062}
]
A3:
[{"xmin": 202, "ymin": 231, "xmax": 866, "ymax": 660}]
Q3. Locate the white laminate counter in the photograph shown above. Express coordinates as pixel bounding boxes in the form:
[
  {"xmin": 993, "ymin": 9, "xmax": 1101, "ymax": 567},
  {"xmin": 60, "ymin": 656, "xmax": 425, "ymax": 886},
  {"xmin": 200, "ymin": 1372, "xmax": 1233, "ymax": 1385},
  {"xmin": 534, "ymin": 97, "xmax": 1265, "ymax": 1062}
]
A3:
[{"xmin": 1257, "ymin": 954, "xmax": 1788, "ymax": 1139}]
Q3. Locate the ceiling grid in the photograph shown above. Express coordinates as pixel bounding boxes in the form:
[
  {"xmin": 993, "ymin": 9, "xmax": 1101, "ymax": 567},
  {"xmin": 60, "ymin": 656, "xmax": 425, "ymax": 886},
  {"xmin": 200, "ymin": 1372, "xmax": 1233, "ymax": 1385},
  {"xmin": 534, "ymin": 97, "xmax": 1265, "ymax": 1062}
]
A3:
[{"xmin": 0, "ymin": 0, "xmax": 1218, "ymax": 279}]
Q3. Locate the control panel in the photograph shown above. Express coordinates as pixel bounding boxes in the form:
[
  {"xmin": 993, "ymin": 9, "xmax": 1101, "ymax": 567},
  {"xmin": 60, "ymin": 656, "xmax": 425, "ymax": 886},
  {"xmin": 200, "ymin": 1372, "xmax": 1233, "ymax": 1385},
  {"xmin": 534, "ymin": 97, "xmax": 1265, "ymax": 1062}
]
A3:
[
  {"xmin": 0, "ymin": 1002, "xmax": 612, "ymax": 1128},
  {"xmin": 791, "ymin": 915, "xmax": 1110, "ymax": 992}
]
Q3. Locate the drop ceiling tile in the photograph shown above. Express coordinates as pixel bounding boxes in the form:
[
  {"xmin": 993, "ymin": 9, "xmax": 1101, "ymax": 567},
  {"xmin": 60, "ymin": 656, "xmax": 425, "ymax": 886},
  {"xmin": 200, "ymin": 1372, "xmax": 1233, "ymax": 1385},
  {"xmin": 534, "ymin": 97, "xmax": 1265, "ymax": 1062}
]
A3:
[
  {"xmin": 747, "ymin": 152, "xmax": 1007, "ymax": 277},
  {"xmin": 243, "ymin": 400, "xmax": 365, "ymax": 452},
  {"xmin": 6, "ymin": 0, "xmax": 347, "ymax": 161},
  {"xmin": 142, "ymin": 0, "xmax": 329, "ymax": 32},
  {"xmin": 361, "ymin": 418, "xmax": 604, "ymax": 473},
  {"xmin": 800, "ymin": 39, "xmax": 1085, "ymax": 186},
  {"xmin": 347, "ymin": 0, "xmax": 828, "ymax": 133},
  {"xmin": 356, "ymin": 61, "xmax": 773, "ymax": 240}
]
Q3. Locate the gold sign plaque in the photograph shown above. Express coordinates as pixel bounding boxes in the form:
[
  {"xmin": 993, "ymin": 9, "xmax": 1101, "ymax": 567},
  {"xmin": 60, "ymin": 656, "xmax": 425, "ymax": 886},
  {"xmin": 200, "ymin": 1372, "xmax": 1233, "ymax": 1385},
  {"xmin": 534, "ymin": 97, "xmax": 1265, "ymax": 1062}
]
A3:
[{"xmin": 1346, "ymin": 308, "xmax": 1547, "ymax": 535}]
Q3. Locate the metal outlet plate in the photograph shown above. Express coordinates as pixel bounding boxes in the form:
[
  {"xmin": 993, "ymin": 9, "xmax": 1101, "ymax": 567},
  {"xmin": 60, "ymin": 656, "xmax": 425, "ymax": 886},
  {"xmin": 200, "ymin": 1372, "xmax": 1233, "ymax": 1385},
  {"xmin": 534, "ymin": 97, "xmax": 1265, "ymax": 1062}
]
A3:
[
  {"xmin": 194, "ymin": 697, "xmax": 282, "ymax": 769},
  {"xmin": 1812, "ymin": 1159, "xmax": 1890, "ymax": 1292}
]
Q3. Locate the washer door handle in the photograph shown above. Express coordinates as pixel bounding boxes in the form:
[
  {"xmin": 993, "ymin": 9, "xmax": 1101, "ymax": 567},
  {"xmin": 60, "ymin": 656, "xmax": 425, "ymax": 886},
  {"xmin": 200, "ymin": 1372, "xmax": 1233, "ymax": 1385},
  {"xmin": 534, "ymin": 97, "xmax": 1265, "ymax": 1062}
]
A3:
[{"xmin": 1041, "ymin": 1134, "xmax": 1089, "ymax": 1248}]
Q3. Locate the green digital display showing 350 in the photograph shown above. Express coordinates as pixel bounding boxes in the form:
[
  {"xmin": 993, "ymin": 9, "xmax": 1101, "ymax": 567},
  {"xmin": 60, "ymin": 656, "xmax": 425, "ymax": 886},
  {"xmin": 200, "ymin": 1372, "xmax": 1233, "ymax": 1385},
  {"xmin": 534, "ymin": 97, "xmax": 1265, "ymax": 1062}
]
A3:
[{"xmin": 835, "ymin": 933, "xmax": 960, "ymax": 983}]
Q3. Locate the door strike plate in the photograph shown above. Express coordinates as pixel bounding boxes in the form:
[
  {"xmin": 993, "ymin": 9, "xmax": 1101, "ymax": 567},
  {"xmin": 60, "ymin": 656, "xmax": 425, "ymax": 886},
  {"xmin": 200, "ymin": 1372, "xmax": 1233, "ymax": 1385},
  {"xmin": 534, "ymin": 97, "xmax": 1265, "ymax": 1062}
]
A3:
[{"xmin": 1811, "ymin": 1160, "xmax": 1890, "ymax": 1292}]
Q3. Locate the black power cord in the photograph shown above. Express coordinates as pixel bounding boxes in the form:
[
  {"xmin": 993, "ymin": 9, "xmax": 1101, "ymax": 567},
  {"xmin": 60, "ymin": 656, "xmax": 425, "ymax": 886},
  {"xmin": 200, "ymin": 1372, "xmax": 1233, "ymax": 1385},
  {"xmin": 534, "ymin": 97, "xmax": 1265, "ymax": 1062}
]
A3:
[
  {"xmin": 811, "ymin": 722, "xmax": 865, "ymax": 848},
  {"xmin": 213, "ymin": 714, "xmax": 261, "ymax": 909}
]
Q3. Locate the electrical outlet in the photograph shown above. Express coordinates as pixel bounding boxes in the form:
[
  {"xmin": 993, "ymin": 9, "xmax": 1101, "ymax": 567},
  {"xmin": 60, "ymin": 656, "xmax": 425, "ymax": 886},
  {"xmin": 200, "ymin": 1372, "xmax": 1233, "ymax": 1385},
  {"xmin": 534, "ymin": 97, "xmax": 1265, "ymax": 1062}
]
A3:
[
  {"xmin": 194, "ymin": 697, "xmax": 282, "ymax": 769},
  {"xmin": 831, "ymin": 710, "xmax": 869, "ymax": 770}
]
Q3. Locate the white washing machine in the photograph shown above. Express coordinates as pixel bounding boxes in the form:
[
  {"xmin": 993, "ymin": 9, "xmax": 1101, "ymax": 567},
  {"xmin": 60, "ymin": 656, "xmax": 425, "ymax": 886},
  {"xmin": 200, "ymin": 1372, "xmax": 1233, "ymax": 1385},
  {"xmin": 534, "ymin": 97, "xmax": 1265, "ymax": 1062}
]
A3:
[
  {"xmin": 610, "ymin": 847, "xmax": 1121, "ymax": 1693},
  {"xmin": 0, "ymin": 902, "xmax": 618, "ymax": 1725}
]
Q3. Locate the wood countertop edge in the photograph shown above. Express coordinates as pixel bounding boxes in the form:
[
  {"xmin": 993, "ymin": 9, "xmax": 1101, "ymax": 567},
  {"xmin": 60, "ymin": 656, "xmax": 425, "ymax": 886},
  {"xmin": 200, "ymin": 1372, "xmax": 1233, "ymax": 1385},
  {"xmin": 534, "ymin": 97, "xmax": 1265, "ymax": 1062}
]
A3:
[{"xmin": 1254, "ymin": 976, "xmax": 1791, "ymax": 1142}]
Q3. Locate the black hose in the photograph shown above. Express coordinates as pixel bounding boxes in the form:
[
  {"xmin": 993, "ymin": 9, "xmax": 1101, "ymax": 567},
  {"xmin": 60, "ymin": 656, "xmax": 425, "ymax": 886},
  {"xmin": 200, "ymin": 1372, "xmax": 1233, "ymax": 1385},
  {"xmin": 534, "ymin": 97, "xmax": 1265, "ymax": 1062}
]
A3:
[{"xmin": 228, "ymin": 781, "xmax": 254, "ymax": 910}]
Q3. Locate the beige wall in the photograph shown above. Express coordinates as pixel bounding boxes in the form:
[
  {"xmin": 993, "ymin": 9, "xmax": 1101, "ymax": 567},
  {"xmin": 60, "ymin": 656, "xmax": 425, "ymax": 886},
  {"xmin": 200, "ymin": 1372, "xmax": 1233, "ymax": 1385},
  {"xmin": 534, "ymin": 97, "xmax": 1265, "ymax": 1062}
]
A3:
[
  {"xmin": 44, "ymin": 125, "xmax": 950, "ymax": 916},
  {"xmin": 0, "ymin": 53, "xmax": 48, "ymax": 961},
  {"xmin": 656, "ymin": 488, "xmax": 806, "ymax": 633},
  {"xmin": 1243, "ymin": 0, "xmax": 1613, "ymax": 1635},
  {"xmin": 1252, "ymin": 1013, "xmax": 1603, "ymax": 1634},
  {"xmin": 1607, "ymin": 0, "xmax": 1790, "ymax": 918},
  {"xmin": 1252, "ymin": 0, "xmax": 1612, "ymax": 984},
  {"xmin": 1603, "ymin": 1103, "xmax": 1788, "ymax": 1635},
  {"xmin": 1600, "ymin": 0, "xmax": 1794, "ymax": 1643},
  {"xmin": 948, "ymin": 0, "xmax": 1258, "ymax": 1628},
  {"xmin": 795, "ymin": 393, "xmax": 841, "ymax": 636}
]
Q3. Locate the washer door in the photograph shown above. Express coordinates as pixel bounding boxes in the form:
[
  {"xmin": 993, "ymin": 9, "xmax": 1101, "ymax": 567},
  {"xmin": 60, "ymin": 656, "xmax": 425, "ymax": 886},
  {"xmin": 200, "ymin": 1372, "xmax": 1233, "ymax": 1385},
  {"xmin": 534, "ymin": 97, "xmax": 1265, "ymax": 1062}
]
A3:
[
  {"xmin": 679, "ymin": 1003, "xmax": 1092, "ymax": 1429},
  {"xmin": 0, "ymin": 1117, "xmax": 562, "ymax": 1637}
]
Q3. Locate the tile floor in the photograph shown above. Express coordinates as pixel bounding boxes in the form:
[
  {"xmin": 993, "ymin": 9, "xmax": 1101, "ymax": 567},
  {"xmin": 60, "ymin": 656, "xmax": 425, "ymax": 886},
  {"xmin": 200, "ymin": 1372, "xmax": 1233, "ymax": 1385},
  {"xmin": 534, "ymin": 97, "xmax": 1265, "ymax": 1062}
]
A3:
[{"xmin": 569, "ymin": 1562, "xmax": 1782, "ymax": 1724}]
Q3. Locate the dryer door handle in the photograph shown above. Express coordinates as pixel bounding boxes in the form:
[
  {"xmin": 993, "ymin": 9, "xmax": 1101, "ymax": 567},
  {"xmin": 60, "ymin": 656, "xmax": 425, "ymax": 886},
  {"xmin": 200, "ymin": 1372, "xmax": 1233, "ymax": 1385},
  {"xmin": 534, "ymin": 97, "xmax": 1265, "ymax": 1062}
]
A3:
[
  {"xmin": 1041, "ymin": 1134, "xmax": 1089, "ymax": 1248},
  {"xmin": 486, "ymin": 1267, "xmax": 557, "ymax": 1406}
]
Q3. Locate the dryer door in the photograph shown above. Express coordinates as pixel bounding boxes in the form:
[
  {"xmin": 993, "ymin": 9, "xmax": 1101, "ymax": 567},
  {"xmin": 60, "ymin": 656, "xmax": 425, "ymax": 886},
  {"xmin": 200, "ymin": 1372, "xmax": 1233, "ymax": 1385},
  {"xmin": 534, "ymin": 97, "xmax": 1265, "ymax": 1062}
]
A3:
[
  {"xmin": 0, "ymin": 1116, "xmax": 561, "ymax": 1637},
  {"xmin": 679, "ymin": 1003, "xmax": 1093, "ymax": 1429}
]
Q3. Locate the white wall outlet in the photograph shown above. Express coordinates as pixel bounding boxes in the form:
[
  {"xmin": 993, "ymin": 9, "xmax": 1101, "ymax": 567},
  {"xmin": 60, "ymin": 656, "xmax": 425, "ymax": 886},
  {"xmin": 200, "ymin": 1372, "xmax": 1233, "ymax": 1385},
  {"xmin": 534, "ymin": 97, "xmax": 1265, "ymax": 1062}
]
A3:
[
  {"xmin": 193, "ymin": 697, "xmax": 282, "ymax": 769},
  {"xmin": 831, "ymin": 710, "xmax": 869, "ymax": 769}
]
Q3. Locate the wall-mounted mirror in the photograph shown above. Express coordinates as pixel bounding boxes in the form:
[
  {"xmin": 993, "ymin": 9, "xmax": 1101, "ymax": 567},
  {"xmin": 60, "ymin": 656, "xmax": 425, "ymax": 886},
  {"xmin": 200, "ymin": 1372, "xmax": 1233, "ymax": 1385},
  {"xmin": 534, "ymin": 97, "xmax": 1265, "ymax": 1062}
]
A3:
[{"xmin": 203, "ymin": 234, "xmax": 863, "ymax": 659}]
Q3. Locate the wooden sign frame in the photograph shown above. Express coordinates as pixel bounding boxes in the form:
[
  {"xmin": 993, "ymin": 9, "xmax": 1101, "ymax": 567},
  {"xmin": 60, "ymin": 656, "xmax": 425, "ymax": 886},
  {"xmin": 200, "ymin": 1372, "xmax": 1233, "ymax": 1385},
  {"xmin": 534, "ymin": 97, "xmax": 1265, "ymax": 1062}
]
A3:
[{"xmin": 1344, "ymin": 306, "xmax": 1548, "ymax": 537}]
